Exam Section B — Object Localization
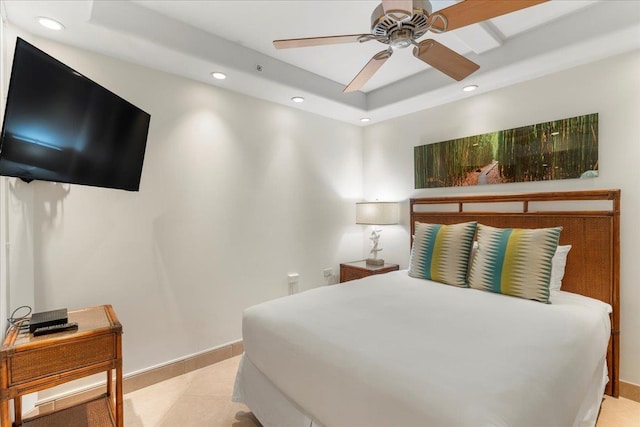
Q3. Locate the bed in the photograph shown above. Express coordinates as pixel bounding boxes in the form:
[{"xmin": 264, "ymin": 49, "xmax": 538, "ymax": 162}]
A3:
[{"xmin": 233, "ymin": 190, "xmax": 620, "ymax": 427}]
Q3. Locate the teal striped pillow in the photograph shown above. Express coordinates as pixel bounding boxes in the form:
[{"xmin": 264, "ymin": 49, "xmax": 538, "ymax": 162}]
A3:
[
  {"xmin": 468, "ymin": 224, "xmax": 562, "ymax": 303},
  {"xmin": 409, "ymin": 222, "xmax": 477, "ymax": 287}
]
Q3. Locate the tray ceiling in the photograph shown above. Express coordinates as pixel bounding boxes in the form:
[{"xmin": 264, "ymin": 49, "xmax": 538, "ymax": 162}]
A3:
[{"xmin": 3, "ymin": 1, "xmax": 640, "ymax": 124}]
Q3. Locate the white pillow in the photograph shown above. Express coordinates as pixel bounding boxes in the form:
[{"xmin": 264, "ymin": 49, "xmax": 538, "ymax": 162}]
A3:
[
  {"xmin": 468, "ymin": 241, "xmax": 479, "ymax": 273},
  {"xmin": 550, "ymin": 245, "xmax": 572, "ymax": 291}
]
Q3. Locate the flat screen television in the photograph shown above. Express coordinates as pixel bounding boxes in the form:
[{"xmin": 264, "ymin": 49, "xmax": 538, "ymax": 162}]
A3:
[{"xmin": 0, "ymin": 38, "xmax": 151, "ymax": 191}]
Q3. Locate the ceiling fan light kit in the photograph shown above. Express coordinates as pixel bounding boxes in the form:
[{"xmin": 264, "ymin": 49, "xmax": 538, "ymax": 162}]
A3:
[{"xmin": 273, "ymin": 0, "xmax": 548, "ymax": 93}]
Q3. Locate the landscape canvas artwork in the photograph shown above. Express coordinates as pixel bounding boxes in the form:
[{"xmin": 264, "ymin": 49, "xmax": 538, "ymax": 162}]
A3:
[{"xmin": 414, "ymin": 113, "xmax": 598, "ymax": 188}]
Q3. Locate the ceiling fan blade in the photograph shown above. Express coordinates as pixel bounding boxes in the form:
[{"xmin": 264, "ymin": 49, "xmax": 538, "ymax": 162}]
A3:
[
  {"xmin": 382, "ymin": 0, "xmax": 414, "ymax": 18},
  {"xmin": 413, "ymin": 39, "xmax": 479, "ymax": 81},
  {"xmin": 274, "ymin": 34, "xmax": 370, "ymax": 49},
  {"xmin": 344, "ymin": 50, "xmax": 392, "ymax": 93},
  {"xmin": 436, "ymin": 0, "xmax": 548, "ymax": 32}
]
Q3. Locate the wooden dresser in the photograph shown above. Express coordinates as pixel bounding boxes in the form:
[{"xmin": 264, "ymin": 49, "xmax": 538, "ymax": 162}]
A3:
[{"xmin": 0, "ymin": 305, "xmax": 123, "ymax": 427}]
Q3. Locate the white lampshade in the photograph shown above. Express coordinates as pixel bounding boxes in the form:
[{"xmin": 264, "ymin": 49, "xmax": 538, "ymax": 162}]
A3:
[{"xmin": 356, "ymin": 202, "xmax": 399, "ymax": 225}]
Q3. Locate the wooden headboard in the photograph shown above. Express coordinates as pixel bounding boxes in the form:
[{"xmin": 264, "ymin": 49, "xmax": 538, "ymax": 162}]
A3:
[{"xmin": 410, "ymin": 189, "xmax": 620, "ymax": 397}]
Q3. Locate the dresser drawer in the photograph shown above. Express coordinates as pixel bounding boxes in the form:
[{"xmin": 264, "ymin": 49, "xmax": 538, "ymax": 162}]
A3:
[
  {"xmin": 9, "ymin": 334, "xmax": 116, "ymax": 384},
  {"xmin": 340, "ymin": 268, "xmax": 370, "ymax": 282}
]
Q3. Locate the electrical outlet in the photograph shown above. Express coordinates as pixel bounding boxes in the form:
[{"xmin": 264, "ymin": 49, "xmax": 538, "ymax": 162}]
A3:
[
  {"xmin": 287, "ymin": 273, "xmax": 299, "ymax": 295},
  {"xmin": 323, "ymin": 268, "xmax": 334, "ymax": 285}
]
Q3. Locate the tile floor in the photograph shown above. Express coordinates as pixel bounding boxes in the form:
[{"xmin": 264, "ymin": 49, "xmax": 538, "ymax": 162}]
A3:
[{"xmin": 124, "ymin": 356, "xmax": 640, "ymax": 426}]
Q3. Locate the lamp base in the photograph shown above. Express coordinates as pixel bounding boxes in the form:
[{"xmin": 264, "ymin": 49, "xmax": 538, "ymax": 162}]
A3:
[{"xmin": 365, "ymin": 258, "xmax": 384, "ymax": 266}]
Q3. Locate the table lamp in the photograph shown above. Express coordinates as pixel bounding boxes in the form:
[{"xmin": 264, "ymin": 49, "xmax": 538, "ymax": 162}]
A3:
[{"xmin": 356, "ymin": 202, "xmax": 399, "ymax": 266}]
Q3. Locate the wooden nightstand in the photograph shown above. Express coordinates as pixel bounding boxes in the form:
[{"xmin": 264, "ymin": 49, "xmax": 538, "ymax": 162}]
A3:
[
  {"xmin": 1, "ymin": 305, "xmax": 123, "ymax": 427},
  {"xmin": 340, "ymin": 261, "xmax": 400, "ymax": 283}
]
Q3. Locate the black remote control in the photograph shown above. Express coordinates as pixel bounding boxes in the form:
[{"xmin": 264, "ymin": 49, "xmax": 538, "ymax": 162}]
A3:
[{"xmin": 33, "ymin": 322, "xmax": 79, "ymax": 336}]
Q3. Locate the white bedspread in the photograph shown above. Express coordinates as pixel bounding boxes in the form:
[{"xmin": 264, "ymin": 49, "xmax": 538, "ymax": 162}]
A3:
[{"xmin": 241, "ymin": 271, "xmax": 611, "ymax": 427}]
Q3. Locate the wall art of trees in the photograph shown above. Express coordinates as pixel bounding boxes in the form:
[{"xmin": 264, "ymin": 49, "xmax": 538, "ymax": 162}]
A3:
[{"xmin": 414, "ymin": 113, "xmax": 599, "ymax": 189}]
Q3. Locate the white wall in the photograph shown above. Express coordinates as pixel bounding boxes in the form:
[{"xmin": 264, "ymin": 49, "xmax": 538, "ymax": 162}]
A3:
[
  {"xmin": 1, "ymin": 30, "xmax": 364, "ymax": 387},
  {"xmin": 1, "ymin": 20, "xmax": 37, "ymax": 352},
  {"xmin": 362, "ymin": 50, "xmax": 640, "ymax": 386}
]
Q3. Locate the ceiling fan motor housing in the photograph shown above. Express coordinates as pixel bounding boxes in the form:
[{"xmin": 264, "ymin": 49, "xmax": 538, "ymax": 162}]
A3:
[{"xmin": 371, "ymin": 0, "xmax": 433, "ymax": 47}]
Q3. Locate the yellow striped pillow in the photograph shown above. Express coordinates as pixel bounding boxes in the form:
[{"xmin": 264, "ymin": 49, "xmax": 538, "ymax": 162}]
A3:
[
  {"xmin": 408, "ymin": 222, "xmax": 477, "ymax": 287},
  {"xmin": 468, "ymin": 224, "xmax": 562, "ymax": 303}
]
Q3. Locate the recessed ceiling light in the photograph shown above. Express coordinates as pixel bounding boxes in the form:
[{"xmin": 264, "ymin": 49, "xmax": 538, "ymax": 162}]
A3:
[
  {"xmin": 211, "ymin": 72, "xmax": 227, "ymax": 80},
  {"xmin": 37, "ymin": 17, "xmax": 65, "ymax": 31},
  {"xmin": 463, "ymin": 84, "xmax": 478, "ymax": 92},
  {"xmin": 291, "ymin": 96, "xmax": 305, "ymax": 103},
  {"xmin": 360, "ymin": 118, "xmax": 371, "ymax": 123}
]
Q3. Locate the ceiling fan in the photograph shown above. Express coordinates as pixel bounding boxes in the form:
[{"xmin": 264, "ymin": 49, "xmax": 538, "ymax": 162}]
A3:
[{"xmin": 273, "ymin": 0, "xmax": 548, "ymax": 93}]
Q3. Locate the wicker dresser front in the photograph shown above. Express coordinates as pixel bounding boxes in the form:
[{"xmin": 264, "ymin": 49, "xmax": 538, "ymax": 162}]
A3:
[{"xmin": 1, "ymin": 305, "xmax": 123, "ymax": 427}]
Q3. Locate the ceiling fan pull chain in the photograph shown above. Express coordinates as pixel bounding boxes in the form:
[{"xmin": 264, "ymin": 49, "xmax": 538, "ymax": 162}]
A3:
[{"xmin": 426, "ymin": 12, "xmax": 448, "ymax": 33}]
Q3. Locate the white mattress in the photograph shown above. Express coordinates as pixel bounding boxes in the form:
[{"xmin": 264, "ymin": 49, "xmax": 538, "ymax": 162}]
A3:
[{"xmin": 238, "ymin": 271, "xmax": 611, "ymax": 427}]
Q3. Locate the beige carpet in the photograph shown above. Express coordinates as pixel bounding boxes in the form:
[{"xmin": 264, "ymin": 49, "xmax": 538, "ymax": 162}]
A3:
[{"xmin": 124, "ymin": 356, "xmax": 639, "ymax": 426}]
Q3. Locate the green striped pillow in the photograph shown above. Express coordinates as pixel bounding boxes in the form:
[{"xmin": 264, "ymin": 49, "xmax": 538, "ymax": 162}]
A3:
[
  {"xmin": 408, "ymin": 222, "xmax": 477, "ymax": 287},
  {"xmin": 468, "ymin": 224, "xmax": 562, "ymax": 303}
]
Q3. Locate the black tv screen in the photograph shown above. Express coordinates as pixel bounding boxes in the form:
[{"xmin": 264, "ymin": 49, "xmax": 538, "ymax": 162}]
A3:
[{"xmin": 0, "ymin": 38, "xmax": 151, "ymax": 191}]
